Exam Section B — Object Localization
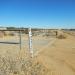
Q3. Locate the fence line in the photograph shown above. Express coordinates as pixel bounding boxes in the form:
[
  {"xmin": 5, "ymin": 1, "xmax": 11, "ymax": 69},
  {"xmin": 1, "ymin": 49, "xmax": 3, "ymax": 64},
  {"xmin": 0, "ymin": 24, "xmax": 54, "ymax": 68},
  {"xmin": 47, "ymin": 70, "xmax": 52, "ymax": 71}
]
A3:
[{"xmin": 0, "ymin": 29, "xmax": 23, "ymax": 51}]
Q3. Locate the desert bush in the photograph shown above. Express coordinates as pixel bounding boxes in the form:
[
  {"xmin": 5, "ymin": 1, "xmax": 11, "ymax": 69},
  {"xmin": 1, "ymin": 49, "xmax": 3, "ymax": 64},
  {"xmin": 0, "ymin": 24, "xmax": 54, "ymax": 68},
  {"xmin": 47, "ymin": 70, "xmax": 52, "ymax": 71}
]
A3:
[
  {"xmin": 8, "ymin": 33, "xmax": 15, "ymax": 36},
  {"xmin": 0, "ymin": 55, "xmax": 47, "ymax": 75},
  {"xmin": 57, "ymin": 34, "xmax": 66, "ymax": 39}
]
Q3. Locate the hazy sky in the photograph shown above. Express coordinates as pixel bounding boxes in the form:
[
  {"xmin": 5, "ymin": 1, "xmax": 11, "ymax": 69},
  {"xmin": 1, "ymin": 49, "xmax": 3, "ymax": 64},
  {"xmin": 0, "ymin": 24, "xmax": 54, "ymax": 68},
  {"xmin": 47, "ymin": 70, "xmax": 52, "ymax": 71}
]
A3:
[{"xmin": 0, "ymin": 0, "xmax": 75, "ymax": 28}]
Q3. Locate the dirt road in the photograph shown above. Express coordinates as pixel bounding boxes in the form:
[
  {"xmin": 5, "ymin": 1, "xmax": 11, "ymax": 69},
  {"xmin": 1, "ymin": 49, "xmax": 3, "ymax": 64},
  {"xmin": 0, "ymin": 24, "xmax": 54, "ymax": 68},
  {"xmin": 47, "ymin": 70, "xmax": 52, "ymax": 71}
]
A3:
[{"xmin": 37, "ymin": 34, "xmax": 75, "ymax": 75}]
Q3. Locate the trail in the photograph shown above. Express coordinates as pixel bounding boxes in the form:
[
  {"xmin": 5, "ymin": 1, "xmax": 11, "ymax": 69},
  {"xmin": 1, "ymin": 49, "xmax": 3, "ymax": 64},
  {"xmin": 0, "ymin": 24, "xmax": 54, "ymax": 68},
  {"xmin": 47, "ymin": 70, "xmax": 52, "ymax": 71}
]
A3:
[{"xmin": 37, "ymin": 34, "xmax": 75, "ymax": 75}]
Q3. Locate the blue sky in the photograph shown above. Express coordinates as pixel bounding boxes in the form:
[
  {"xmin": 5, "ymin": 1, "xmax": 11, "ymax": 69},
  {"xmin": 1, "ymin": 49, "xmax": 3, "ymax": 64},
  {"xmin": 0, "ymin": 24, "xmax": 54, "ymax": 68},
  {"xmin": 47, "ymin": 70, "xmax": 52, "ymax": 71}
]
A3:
[{"xmin": 0, "ymin": 0, "xmax": 75, "ymax": 28}]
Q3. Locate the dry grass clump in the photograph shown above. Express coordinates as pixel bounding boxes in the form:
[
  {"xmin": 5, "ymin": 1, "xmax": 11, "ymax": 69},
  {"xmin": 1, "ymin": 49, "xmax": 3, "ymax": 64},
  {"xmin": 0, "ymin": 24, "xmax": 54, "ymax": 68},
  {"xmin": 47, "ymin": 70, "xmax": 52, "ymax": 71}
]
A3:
[
  {"xmin": 0, "ymin": 55, "xmax": 47, "ymax": 75},
  {"xmin": 8, "ymin": 33, "xmax": 15, "ymax": 36},
  {"xmin": 57, "ymin": 34, "xmax": 66, "ymax": 39},
  {"xmin": 3, "ymin": 31, "xmax": 15, "ymax": 36}
]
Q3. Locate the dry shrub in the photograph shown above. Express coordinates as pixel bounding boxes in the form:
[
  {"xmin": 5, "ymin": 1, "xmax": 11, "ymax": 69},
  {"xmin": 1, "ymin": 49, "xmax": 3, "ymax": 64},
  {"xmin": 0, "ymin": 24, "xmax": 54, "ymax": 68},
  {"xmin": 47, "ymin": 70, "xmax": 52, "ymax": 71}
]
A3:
[
  {"xmin": 8, "ymin": 33, "xmax": 15, "ymax": 36},
  {"xmin": 0, "ymin": 54, "xmax": 47, "ymax": 75},
  {"xmin": 57, "ymin": 34, "xmax": 66, "ymax": 39}
]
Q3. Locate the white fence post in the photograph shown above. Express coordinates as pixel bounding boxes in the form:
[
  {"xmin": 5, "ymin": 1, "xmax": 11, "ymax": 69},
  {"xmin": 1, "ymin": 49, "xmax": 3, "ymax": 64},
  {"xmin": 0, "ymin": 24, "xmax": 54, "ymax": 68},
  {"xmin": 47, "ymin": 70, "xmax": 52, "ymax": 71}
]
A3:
[
  {"xmin": 28, "ymin": 28, "xmax": 33, "ymax": 58},
  {"xmin": 19, "ymin": 30, "xmax": 21, "ymax": 50}
]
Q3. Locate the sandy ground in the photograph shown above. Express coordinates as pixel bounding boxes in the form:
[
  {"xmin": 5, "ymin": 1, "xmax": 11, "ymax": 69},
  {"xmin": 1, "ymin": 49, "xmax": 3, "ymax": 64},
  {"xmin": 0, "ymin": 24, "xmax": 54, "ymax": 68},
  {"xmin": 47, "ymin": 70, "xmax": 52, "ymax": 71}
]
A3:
[
  {"xmin": 0, "ymin": 33, "xmax": 75, "ymax": 75},
  {"xmin": 36, "ymin": 33, "xmax": 75, "ymax": 75}
]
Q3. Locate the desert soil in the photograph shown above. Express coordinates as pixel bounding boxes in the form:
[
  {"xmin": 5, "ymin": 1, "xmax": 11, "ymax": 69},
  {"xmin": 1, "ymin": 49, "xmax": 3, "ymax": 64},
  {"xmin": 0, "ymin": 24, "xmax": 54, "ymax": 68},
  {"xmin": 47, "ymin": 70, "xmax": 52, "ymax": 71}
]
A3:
[
  {"xmin": 0, "ymin": 33, "xmax": 75, "ymax": 75},
  {"xmin": 36, "ymin": 34, "xmax": 75, "ymax": 75}
]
